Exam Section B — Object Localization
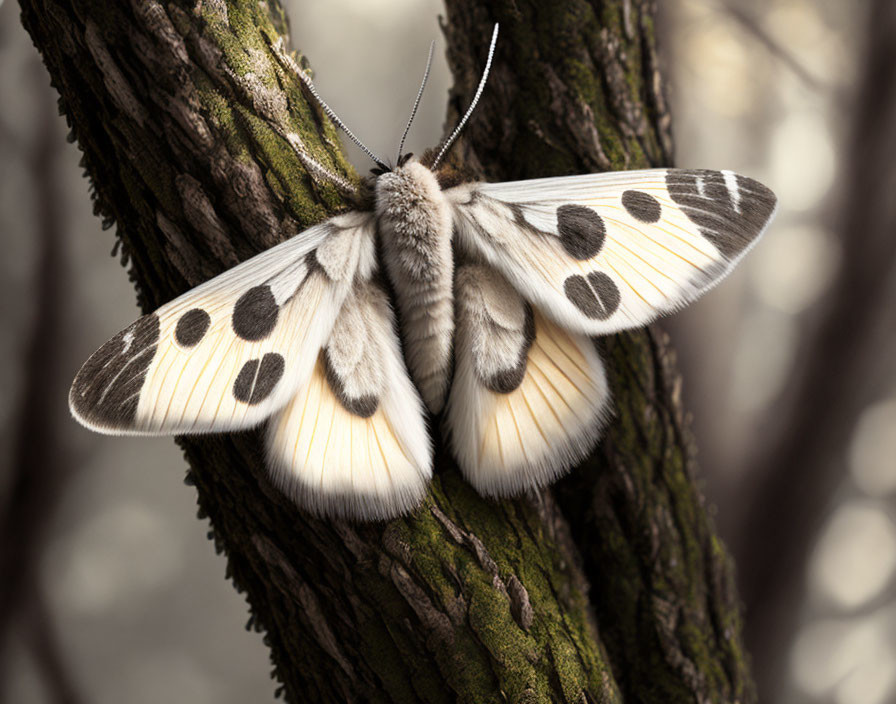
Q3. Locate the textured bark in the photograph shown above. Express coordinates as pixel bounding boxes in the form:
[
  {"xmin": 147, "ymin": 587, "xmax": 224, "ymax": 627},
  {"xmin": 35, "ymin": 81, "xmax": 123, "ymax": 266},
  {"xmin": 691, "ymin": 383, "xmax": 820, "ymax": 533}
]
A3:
[
  {"xmin": 19, "ymin": 0, "xmax": 753, "ymax": 701},
  {"xmin": 442, "ymin": 5, "xmax": 753, "ymax": 702}
]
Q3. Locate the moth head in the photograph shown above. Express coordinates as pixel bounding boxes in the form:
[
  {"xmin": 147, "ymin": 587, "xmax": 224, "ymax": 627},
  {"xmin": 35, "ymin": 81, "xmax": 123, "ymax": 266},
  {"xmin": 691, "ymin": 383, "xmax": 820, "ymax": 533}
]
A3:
[{"xmin": 374, "ymin": 160, "xmax": 440, "ymax": 203}]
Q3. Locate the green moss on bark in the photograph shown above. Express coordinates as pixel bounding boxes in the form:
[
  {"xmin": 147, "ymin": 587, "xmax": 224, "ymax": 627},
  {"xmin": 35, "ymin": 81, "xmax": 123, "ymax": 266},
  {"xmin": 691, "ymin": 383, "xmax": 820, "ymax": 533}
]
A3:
[
  {"xmin": 444, "ymin": 1, "xmax": 755, "ymax": 702},
  {"xmin": 20, "ymin": 0, "xmax": 752, "ymax": 700}
]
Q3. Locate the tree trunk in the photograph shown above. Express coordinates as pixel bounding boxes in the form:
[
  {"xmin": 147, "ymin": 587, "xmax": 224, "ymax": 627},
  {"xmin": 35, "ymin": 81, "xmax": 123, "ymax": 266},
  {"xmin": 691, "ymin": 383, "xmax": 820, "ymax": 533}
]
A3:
[{"xmin": 18, "ymin": 0, "xmax": 755, "ymax": 701}]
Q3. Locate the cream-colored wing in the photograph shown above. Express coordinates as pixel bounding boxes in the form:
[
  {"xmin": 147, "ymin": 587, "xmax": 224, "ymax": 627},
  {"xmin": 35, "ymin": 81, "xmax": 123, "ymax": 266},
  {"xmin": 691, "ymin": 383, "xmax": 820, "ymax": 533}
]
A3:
[
  {"xmin": 448, "ymin": 169, "xmax": 777, "ymax": 336},
  {"xmin": 266, "ymin": 280, "xmax": 432, "ymax": 520},
  {"xmin": 445, "ymin": 264, "xmax": 610, "ymax": 497},
  {"xmin": 70, "ymin": 212, "xmax": 376, "ymax": 435}
]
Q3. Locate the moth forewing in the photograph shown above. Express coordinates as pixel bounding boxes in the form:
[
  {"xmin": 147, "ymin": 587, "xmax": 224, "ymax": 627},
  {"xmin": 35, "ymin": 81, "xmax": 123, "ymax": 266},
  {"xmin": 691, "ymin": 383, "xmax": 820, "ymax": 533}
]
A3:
[
  {"xmin": 446, "ymin": 168, "xmax": 777, "ymax": 338},
  {"xmin": 69, "ymin": 215, "xmax": 374, "ymax": 437}
]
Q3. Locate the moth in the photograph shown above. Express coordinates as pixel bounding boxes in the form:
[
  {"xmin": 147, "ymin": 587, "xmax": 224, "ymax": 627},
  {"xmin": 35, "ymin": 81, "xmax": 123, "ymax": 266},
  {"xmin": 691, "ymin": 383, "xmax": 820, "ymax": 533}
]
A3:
[{"xmin": 69, "ymin": 26, "xmax": 777, "ymax": 520}]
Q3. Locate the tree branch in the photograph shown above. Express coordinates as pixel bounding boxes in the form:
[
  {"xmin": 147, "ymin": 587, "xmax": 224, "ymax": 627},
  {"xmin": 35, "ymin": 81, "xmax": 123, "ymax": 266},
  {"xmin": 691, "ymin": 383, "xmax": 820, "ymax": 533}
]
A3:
[
  {"xmin": 442, "ymin": 2, "xmax": 756, "ymax": 700},
  {"xmin": 18, "ymin": 0, "xmax": 755, "ymax": 700},
  {"xmin": 717, "ymin": 0, "xmax": 826, "ymax": 92},
  {"xmin": 0, "ymin": 53, "xmax": 83, "ymax": 704},
  {"xmin": 18, "ymin": 2, "xmax": 619, "ymax": 700}
]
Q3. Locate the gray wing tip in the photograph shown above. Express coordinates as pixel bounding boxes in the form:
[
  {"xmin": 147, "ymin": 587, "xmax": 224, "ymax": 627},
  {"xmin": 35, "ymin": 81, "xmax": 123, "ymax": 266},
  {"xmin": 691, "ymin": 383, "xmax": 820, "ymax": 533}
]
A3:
[
  {"xmin": 69, "ymin": 313, "xmax": 160, "ymax": 433},
  {"xmin": 735, "ymin": 172, "xmax": 778, "ymax": 227},
  {"xmin": 266, "ymin": 465, "xmax": 432, "ymax": 521},
  {"xmin": 666, "ymin": 169, "xmax": 778, "ymax": 259}
]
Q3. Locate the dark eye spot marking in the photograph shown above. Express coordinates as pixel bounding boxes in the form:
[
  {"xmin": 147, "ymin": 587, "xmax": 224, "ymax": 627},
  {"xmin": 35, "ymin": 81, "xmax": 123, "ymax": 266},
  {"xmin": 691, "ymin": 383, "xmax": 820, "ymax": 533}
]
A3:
[
  {"xmin": 175, "ymin": 308, "xmax": 210, "ymax": 347},
  {"xmin": 622, "ymin": 190, "xmax": 662, "ymax": 223},
  {"xmin": 483, "ymin": 304, "xmax": 535, "ymax": 394},
  {"xmin": 323, "ymin": 351, "xmax": 379, "ymax": 418},
  {"xmin": 342, "ymin": 394, "xmax": 379, "ymax": 418},
  {"xmin": 556, "ymin": 205, "xmax": 606, "ymax": 260},
  {"xmin": 305, "ymin": 249, "xmax": 325, "ymax": 278},
  {"xmin": 564, "ymin": 272, "xmax": 621, "ymax": 320},
  {"xmin": 232, "ymin": 285, "xmax": 278, "ymax": 341},
  {"xmin": 233, "ymin": 353, "xmax": 285, "ymax": 405}
]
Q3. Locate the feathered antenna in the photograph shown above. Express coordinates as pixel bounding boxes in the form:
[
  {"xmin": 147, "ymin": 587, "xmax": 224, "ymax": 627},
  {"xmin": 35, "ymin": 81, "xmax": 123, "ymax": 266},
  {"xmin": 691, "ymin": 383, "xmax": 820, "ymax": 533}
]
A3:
[
  {"xmin": 272, "ymin": 39, "xmax": 389, "ymax": 172},
  {"xmin": 431, "ymin": 23, "xmax": 499, "ymax": 170},
  {"xmin": 396, "ymin": 41, "xmax": 435, "ymax": 164}
]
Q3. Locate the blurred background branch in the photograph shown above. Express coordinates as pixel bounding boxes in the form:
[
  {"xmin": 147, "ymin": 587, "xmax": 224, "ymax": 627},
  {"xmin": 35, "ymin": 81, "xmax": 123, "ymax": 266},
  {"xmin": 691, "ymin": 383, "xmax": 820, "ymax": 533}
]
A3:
[
  {"xmin": 716, "ymin": 0, "xmax": 826, "ymax": 91},
  {"xmin": 0, "ymin": 55, "xmax": 83, "ymax": 704},
  {"xmin": 733, "ymin": 0, "xmax": 896, "ymax": 699}
]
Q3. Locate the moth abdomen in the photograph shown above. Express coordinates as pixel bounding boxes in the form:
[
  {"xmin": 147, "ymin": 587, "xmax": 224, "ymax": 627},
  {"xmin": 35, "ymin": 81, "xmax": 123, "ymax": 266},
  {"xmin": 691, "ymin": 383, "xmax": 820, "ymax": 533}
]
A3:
[
  {"xmin": 376, "ymin": 161, "xmax": 455, "ymax": 414},
  {"xmin": 388, "ymin": 278, "xmax": 454, "ymax": 414}
]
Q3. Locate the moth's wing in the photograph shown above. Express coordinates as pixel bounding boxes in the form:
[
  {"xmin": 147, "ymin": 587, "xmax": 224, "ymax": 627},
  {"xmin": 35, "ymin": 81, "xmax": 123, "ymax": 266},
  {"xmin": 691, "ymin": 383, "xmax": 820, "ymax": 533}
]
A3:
[
  {"xmin": 445, "ymin": 264, "xmax": 610, "ymax": 497},
  {"xmin": 266, "ymin": 279, "xmax": 432, "ymax": 520},
  {"xmin": 448, "ymin": 169, "xmax": 777, "ymax": 336},
  {"xmin": 70, "ymin": 211, "xmax": 376, "ymax": 435}
]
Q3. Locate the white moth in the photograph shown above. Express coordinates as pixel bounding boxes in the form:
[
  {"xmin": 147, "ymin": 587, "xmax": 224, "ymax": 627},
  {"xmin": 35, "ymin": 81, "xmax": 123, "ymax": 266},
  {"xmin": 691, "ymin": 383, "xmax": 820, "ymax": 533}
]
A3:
[{"xmin": 69, "ymin": 26, "xmax": 777, "ymax": 520}]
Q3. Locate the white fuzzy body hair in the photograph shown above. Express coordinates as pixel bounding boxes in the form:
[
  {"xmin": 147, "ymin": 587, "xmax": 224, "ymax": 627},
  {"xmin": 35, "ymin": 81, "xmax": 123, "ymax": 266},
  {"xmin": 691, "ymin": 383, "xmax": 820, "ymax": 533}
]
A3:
[{"xmin": 375, "ymin": 161, "xmax": 455, "ymax": 414}]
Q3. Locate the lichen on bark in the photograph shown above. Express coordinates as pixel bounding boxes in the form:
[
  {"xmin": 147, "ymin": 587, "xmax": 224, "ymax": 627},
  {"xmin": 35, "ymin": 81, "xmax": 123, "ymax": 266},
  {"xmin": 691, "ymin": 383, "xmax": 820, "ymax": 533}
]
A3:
[{"xmin": 18, "ymin": 0, "xmax": 755, "ymax": 701}]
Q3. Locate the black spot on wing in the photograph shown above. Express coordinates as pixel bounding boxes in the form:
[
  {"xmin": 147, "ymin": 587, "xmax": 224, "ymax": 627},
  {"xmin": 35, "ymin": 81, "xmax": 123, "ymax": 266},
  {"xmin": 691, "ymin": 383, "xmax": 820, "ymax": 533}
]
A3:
[
  {"xmin": 232, "ymin": 286, "xmax": 278, "ymax": 341},
  {"xmin": 564, "ymin": 272, "xmax": 621, "ymax": 320},
  {"xmin": 70, "ymin": 314, "xmax": 160, "ymax": 428},
  {"xmin": 175, "ymin": 308, "xmax": 210, "ymax": 347},
  {"xmin": 483, "ymin": 304, "xmax": 536, "ymax": 394},
  {"xmin": 666, "ymin": 170, "xmax": 777, "ymax": 259},
  {"xmin": 233, "ymin": 353, "xmax": 285, "ymax": 405},
  {"xmin": 622, "ymin": 190, "xmax": 662, "ymax": 223},
  {"xmin": 304, "ymin": 249, "xmax": 326, "ymax": 278},
  {"xmin": 323, "ymin": 351, "xmax": 378, "ymax": 418},
  {"xmin": 556, "ymin": 205, "xmax": 606, "ymax": 260},
  {"xmin": 233, "ymin": 361, "xmax": 258, "ymax": 403}
]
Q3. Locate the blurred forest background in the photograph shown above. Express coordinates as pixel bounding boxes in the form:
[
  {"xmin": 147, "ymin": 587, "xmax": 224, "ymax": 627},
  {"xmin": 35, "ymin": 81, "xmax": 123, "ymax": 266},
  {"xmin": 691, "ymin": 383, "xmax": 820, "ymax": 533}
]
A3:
[{"xmin": 1, "ymin": 0, "xmax": 894, "ymax": 702}]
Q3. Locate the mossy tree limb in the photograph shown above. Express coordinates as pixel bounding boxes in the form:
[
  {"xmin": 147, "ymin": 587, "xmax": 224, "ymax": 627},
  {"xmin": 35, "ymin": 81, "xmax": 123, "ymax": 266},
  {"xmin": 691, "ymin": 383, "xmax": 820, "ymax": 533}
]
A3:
[
  {"xmin": 19, "ymin": 0, "xmax": 754, "ymax": 701},
  {"xmin": 443, "ymin": 4, "xmax": 754, "ymax": 701}
]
